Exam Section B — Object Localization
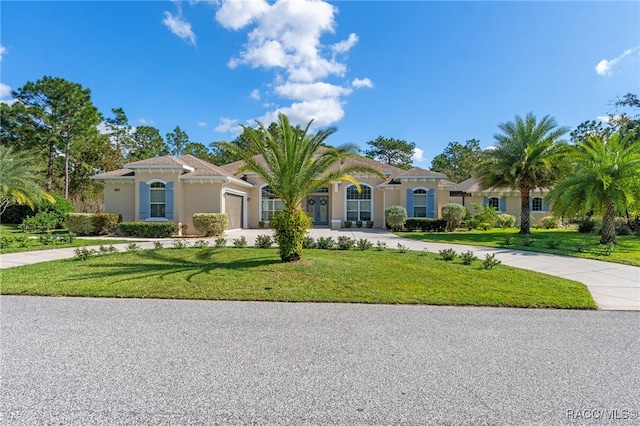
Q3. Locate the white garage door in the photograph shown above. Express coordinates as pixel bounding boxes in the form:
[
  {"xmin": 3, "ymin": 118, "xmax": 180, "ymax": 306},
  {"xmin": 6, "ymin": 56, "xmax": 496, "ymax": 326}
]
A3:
[{"xmin": 225, "ymin": 193, "xmax": 243, "ymax": 229}]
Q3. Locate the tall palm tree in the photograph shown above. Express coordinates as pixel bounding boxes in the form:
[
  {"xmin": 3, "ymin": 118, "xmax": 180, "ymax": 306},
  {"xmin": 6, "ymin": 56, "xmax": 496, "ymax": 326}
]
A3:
[
  {"xmin": 546, "ymin": 132, "xmax": 640, "ymax": 244},
  {"xmin": 476, "ymin": 113, "xmax": 569, "ymax": 234},
  {"xmin": 216, "ymin": 113, "xmax": 384, "ymax": 262},
  {"xmin": 0, "ymin": 145, "xmax": 54, "ymax": 215}
]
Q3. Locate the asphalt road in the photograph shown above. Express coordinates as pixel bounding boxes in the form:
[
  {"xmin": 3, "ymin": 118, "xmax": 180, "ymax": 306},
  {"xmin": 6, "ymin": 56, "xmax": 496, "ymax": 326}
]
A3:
[{"xmin": 1, "ymin": 296, "xmax": 639, "ymax": 425}]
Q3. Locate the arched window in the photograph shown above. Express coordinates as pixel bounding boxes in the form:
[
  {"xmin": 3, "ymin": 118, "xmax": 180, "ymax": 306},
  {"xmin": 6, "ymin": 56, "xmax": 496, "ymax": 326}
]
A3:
[
  {"xmin": 261, "ymin": 186, "xmax": 284, "ymax": 221},
  {"xmin": 488, "ymin": 197, "xmax": 500, "ymax": 210},
  {"xmin": 150, "ymin": 182, "xmax": 166, "ymax": 218},
  {"xmin": 346, "ymin": 184, "xmax": 372, "ymax": 221},
  {"xmin": 413, "ymin": 189, "xmax": 427, "ymax": 217}
]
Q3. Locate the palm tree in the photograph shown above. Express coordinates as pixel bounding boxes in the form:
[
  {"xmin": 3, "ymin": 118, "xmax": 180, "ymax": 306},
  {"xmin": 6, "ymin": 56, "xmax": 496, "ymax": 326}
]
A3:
[
  {"xmin": 0, "ymin": 145, "xmax": 54, "ymax": 215},
  {"xmin": 216, "ymin": 113, "xmax": 384, "ymax": 262},
  {"xmin": 476, "ymin": 113, "xmax": 569, "ymax": 234},
  {"xmin": 546, "ymin": 132, "xmax": 640, "ymax": 244}
]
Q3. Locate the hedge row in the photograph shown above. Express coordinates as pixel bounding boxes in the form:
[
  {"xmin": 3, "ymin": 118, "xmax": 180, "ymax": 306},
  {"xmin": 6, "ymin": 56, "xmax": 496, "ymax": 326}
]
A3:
[
  {"xmin": 118, "ymin": 222, "xmax": 177, "ymax": 238},
  {"xmin": 65, "ymin": 213, "xmax": 120, "ymax": 236},
  {"xmin": 192, "ymin": 213, "xmax": 228, "ymax": 236},
  {"xmin": 404, "ymin": 218, "xmax": 448, "ymax": 232}
]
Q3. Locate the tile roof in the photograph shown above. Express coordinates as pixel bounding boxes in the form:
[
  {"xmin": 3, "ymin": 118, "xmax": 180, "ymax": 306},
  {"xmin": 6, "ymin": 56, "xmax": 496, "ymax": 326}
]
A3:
[
  {"xmin": 124, "ymin": 156, "xmax": 188, "ymax": 167},
  {"xmin": 394, "ymin": 167, "xmax": 448, "ymax": 179},
  {"xmin": 92, "ymin": 169, "xmax": 135, "ymax": 178}
]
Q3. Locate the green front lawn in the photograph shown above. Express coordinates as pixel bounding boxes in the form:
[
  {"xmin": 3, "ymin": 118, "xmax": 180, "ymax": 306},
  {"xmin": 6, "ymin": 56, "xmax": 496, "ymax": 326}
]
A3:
[
  {"xmin": 397, "ymin": 228, "xmax": 640, "ymax": 267},
  {"xmin": 0, "ymin": 247, "xmax": 596, "ymax": 309}
]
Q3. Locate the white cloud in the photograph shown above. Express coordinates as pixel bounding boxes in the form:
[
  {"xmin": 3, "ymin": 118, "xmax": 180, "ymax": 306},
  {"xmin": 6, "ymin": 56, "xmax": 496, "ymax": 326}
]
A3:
[
  {"xmin": 137, "ymin": 117, "xmax": 156, "ymax": 126},
  {"xmin": 162, "ymin": 11, "xmax": 197, "ymax": 45},
  {"xmin": 250, "ymin": 89, "xmax": 261, "ymax": 100},
  {"xmin": 216, "ymin": 0, "xmax": 371, "ymax": 129},
  {"xmin": 595, "ymin": 46, "xmax": 639, "ymax": 76},
  {"xmin": 215, "ymin": 117, "xmax": 242, "ymax": 135},
  {"xmin": 0, "ymin": 45, "xmax": 7, "ymax": 61},
  {"xmin": 412, "ymin": 148, "xmax": 424, "ymax": 163},
  {"xmin": 331, "ymin": 33, "xmax": 358, "ymax": 54},
  {"xmin": 0, "ymin": 83, "xmax": 11, "ymax": 98},
  {"xmin": 197, "ymin": 121, "xmax": 208, "ymax": 127},
  {"xmin": 275, "ymin": 82, "xmax": 351, "ymax": 101},
  {"xmin": 352, "ymin": 77, "xmax": 373, "ymax": 89},
  {"xmin": 216, "ymin": 0, "xmax": 269, "ymax": 30}
]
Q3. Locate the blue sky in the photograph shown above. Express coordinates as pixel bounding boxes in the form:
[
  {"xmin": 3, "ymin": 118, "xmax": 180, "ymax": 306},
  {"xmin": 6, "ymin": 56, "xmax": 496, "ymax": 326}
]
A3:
[{"xmin": 1, "ymin": 1, "xmax": 639, "ymax": 167}]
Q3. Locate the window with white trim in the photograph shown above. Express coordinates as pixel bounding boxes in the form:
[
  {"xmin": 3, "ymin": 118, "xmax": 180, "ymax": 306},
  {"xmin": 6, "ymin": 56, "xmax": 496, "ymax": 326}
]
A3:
[
  {"xmin": 150, "ymin": 182, "xmax": 166, "ymax": 218},
  {"xmin": 261, "ymin": 186, "xmax": 284, "ymax": 221},
  {"xmin": 488, "ymin": 197, "xmax": 500, "ymax": 210},
  {"xmin": 413, "ymin": 189, "xmax": 427, "ymax": 217},
  {"xmin": 531, "ymin": 197, "xmax": 543, "ymax": 212},
  {"xmin": 346, "ymin": 185, "xmax": 372, "ymax": 221}
]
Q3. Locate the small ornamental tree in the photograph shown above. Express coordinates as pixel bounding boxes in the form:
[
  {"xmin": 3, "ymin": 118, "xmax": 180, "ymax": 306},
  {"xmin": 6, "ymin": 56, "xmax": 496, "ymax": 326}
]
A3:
[
  {"xmin": 385, "ymin": 205, "xmax": 408, "ymax": 231},
  {"xmin": 441, "ymin": 203, "xmax": 466, "ymax": 231}
]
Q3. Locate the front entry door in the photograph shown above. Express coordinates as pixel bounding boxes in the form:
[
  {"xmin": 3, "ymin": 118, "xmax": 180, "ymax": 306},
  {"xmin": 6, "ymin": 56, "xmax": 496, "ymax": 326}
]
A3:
[{"xmin": 306, "ymin": 195, "xmax": 329, "ymax": 226}]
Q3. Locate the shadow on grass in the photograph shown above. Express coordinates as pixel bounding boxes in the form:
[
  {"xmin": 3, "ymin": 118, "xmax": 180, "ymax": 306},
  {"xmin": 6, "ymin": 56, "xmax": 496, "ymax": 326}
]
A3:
[{"xmin": 68, "ymin": 248, "xmax": 281, "ymax": 285}]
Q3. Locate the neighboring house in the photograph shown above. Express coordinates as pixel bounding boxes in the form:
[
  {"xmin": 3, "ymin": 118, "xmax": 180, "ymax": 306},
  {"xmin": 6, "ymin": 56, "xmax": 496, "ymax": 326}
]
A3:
[
  {"xmin": 91, "ymin": 153, "xmax": 452, "ymax": 233},
  {"xmin": 448, "ymin": 177, "xmax": 552, "ymax": 225}
]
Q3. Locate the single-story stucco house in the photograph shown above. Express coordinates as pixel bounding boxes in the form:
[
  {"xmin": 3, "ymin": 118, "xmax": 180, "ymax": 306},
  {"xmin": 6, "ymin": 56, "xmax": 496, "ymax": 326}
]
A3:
[
  {"xmin": 91, "ymin": 154, "xmax": 554, "ymax": 233},
  {"xmin": 449, "ymin": 177, "xmax": 552, "ymax": 225},
  {"xmin": 91, "ymin": 153, "xmax": 456, "ymax": 233}
]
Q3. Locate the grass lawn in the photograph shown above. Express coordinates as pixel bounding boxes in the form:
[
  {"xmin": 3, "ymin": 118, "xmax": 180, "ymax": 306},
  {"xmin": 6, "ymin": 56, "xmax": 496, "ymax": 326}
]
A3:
[
  {"xmin": 397, "ymin": 228, "xmax": 640, "ymax": 267},
  {"xmin": 0, "ymin": 223, "xmax": 128, "ymax": 254},
  {"xmin": 0, "ymin": 247, "xmax": 596, "ymax": 309}
]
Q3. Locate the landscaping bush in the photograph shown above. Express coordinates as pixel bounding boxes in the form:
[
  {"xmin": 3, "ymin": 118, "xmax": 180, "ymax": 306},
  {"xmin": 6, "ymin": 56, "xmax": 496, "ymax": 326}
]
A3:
[
  {"xmin": 404, "ymin": 218, "xmax": 447, "ymax": 232},
  {"xmin": 366, "ymin": 221, "xmax": 374, "ymax": 228},
  {"xmin": 482, "ymin": 254, "xmax": 501, "ymax": 270},
  {"xmin": 255, "ymin": 235, "xmax": 274, "ymax": 248},
  {"xmin": 192, "ymin": 213, "xmax": 228, "ymax": 237},
  {"xmin": 302, "ymin": 236, "xmax": 317, "ymax": 249},
  {"xmin": 356, "ymin": 239, "xmax": 373, "ymax": 251},
  {"xmin": 465, "ymin": 218, "xmax": 480, "ymax": 230},
  {"xmin": 270, "ymin": 210, "xmax": 312, "ymax": 262},
  {"xmin": 214, "ymin": 238, "xmax": 227, "ymax": 248},
  {"xmin": 472, "ymin": 203, "xmax": 498, "ymax": 226},
  {"xmin": 496, "ymin": 214, "xmax": 516, "ymax": 229},
  {"xmin": 316, "ymin": 236, "xmax": 335, "ymax": 249},
  {"xmin": 20, "ymin": 211, "xmax": 59, "ymax": 233},
  {"xmin": 479, "ymin": 222, "xmax": 493, "ymax": 231},
  {"xmin": 439, "ymin": 248, "xmax": 457, "ymax": 261},
  {"xmin": 172, "ymin": 240, "xmax": 190, "ymax": 249},
  {"xmin": 577, "ymin": 217, "xmax": 598, "ymax": 234},
  {"xmin": 232, "ymin": 236, "xmax": 248, "ymax": 248},
  {"xmin": 336, "ymin": 236, "xmax": 356, "ymax": 250},
  {"xmin": 65, "ymin": 213, "xmax": 95, "ymax": 236},
  {"xmin": 92, "ymin": 213, "xmax": 120, "ymax": 235},
  {"xmin": 541, "ymin": 216, "xmax": 560, "ymax": 229},
  {"xmin": 343, "ymin": 220, "xmax": 352, "ymax": 228},
  {"xmin": 441, "ymin": 203, "xmax": 466, "ymax": 232},
  {"xmin": 460, "ymin": 250, "xmax": 477, "ymax": 265},
  {"xmin": 385, "ymin": 205, "xmax": 407, "ymax": 231},
  {"xmin": 118, "ymin": 222, "xmax": 176, "ymax": 238},
  {"xmin": 545, "ymin": 238, "xmax": 561, "ymax": 249},
  {"xmin": 1, "ymin": 193, "xmax": 73, "ymax": 225}
]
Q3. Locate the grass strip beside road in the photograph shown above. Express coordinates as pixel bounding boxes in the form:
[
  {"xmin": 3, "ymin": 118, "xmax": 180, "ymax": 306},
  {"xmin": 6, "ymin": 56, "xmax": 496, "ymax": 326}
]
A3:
[
  {"xmin": 397, "ymin": 229, "xmax": 640, "ymax": 267},
  {"xmin": 0, "ymin": 247, "xmax": 596, "ymax": 309}
]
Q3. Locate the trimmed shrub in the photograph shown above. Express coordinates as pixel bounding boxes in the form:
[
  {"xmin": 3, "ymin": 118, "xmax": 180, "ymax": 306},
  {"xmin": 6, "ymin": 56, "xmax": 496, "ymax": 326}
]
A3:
[
  {"xmin": 441, "ymin": 203, "xmax": 466, "ymax": 232},
  {"xmin": 302, "ymin": 236, "xmax": 317, "ymax": 249},
  {"xmin": 577, "ymin": 217, "xmax": 598, "ymax": 234},
  {"xmin": 336, "ymin": 236, "xmax": 356, "ymax": 250},
  {"xmin": 460, "ymin": 250, "xmax": 477, "ymax": 265},
  {"xmin": 232, "ymin": 236, "xmax": 248, "ymax": 248},
  {"xmin": 356, "ymin": 239, "xmax": 373, "ymax": 251},
  {"xmin": 118, "ymin": 222, "xmax": 176, "ymax": 238},
  {"xmin": 269, "ymin": 210, "xmax": 312, "ymax": 262},
  {"xmin": 20, "ymin": 211, "xmax": 59, "ymax": 233},
  {"xmin": 192, "ymin": 213, "xmax": 229, "ymax": 237},
  {"xmin": 316, "ymin": 236, "xmax": 335, "ymax": 250},
  {"xmin": 404, "ymin": 218, "xmax": 447, "ymax": 232},
  {"xmin": 1, "ymin": 193, "xmax": 73, "ymax": 225},
  {"xmin": 343, "ymin": 220, "xmax": 352, "ymax": 228},
  {"xmin": 541, "ymin": 216, "xmax": 560, "ymax": 229},
  {"xmin": 439, "ymin": 248, "xmax": 457, "ymax": 261},
  {"xmin": 482, "ymin": 254, "xmax": 501, "ymax": 270},
  {"xmin": 255, "ymin": 235, "xmax": 274, "ymax": 248},
  {"xmin": 385, "ymin": 205, "xmax": 407, "ymax": 231},
  {"xmin": 466, "ymin": 218, "xmax": 480, "ymax": 230},
  {"xmin": 65, "ymin": 213, "xmax": 95, "ymax": 236},
  {"xmin": 92, "ymin": 213, "xmax": 120, "ymax": 235},
  {"xmin": 496, "ymin": 213, "xmax": 516, "ymax": 229}
]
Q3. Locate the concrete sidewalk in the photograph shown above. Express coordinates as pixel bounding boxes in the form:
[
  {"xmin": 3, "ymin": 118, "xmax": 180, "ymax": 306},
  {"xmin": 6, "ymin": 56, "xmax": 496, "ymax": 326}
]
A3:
[{"xmin": 1, "ymin": 228, "xmax": 638, "ymax": 311}]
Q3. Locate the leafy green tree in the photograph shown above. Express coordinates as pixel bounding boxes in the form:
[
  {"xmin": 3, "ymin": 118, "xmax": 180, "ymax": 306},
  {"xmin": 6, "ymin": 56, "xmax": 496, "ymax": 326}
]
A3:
[
  {"xmin": 0, "ymin": 145, "xmax": 54, "ymax": 215},
  {"xmin": 126, "ymin": 126, "xmax": 168, "ymax": 162},
  {"xmin": 104, "ymin": 107, "xmax": 132, "ymax": 166},
  {"xmin": 571, "ymin": 92, "xmax": 639, "ymax": 145},
  {"xmin": 210, "ymin": 123, "xmax": 279, "ymax": 165},
  {"xmin": 364, "ymin": 136, "xmax": 415, "ymax": 170},
  {"xmin": 166, "ymin": 126, "xmax": 190, "ymax": 157},
  {"xmin": 546, "ymin": 133, "xmax": 640, "ymax": 244},
  {"xmin": 183, "ymin": 142, "xmax": 216, "ymax": 163},
  {"xmin": 476, "ymin": 113, "xmax": 569, "ymax": 235},
  {"xmin": 10, "ymin": 76, "xmax": 102, "ymax": 198},
  {"xmin": 430, "ymin": 139, "xmax": 482, "ymax": 183},
  {"xmin": 216, "ymin": 113, "xmax": 384, "ymax": 262}
]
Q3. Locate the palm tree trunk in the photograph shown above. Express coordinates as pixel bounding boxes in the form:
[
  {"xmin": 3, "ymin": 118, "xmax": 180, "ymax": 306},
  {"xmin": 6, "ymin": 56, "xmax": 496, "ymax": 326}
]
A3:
[
  {"xmin": 519, "ymin": 186, "xmax": 531, "ymax": 235},
  {"xmin": 600, "ymin": 201, "xmax": 616, "ymax": 245}
]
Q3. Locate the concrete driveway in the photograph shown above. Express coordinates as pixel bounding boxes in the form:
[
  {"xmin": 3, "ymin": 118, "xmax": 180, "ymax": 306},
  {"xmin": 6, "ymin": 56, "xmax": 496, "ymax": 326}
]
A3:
[
  {"xmin": 1, "ymin": 228, "xmax": 638, "ymax": 310},
  {"xmin": 1, "ymin": 296, "xmax": 638, "ymax": 425}
]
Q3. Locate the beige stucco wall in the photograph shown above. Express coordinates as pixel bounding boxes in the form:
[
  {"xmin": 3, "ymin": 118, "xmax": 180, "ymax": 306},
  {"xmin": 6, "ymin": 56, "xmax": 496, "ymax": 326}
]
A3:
[
  {"xmin": 103, "ymin": 182, "xmax": 135, "ymax": 222},
  {"xmin": 133, "ymin": 170, "xmax": 183, "ymax": 225},
  {"xmin": 447, "ymin": 193, "xmax": 551, "ymax": 226}
]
